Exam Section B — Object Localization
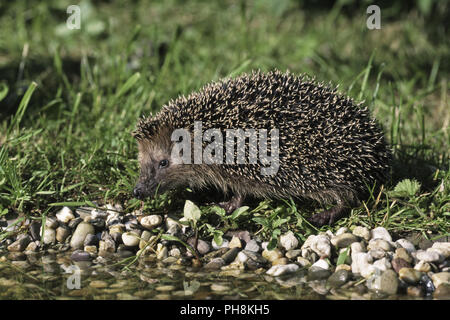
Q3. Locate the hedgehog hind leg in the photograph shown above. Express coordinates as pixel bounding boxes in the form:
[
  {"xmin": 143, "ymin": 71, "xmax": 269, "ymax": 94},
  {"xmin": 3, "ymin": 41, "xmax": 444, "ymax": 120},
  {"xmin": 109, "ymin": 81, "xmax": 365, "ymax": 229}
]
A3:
[
  {"xmin": 308, "ymin": 204, "xmax": 351, "ymax": 226},
  {"xmin": 218, "ymin": 194, "xmax": 244, "ymax": 214}
]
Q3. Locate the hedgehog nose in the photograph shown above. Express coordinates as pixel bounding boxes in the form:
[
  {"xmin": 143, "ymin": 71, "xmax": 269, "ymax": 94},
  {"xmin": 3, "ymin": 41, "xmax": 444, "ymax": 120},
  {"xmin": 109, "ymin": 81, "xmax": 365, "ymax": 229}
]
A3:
[{"xmin": 133, "ymin": 185, "xmax": 144, "ymax": 199}]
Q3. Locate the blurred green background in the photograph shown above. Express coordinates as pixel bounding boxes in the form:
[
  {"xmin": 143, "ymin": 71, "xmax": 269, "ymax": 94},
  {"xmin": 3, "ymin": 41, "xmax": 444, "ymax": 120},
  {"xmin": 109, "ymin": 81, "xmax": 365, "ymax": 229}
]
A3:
[{"xmin": 0, "ymin": 0, "xmax": 448, "ymax": 234}]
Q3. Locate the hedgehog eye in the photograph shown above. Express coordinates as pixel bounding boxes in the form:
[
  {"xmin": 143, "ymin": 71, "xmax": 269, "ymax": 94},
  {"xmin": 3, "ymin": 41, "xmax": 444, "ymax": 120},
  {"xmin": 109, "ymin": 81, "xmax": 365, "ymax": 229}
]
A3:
[{"xmin": 158, "ymin": 159, "xmax": 169, "ymax": 168}]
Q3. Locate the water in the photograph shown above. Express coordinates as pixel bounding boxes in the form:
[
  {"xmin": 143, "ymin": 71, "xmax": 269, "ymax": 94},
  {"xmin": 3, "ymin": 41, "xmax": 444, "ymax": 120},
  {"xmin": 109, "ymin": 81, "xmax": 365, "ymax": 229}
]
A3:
[{"xmin": 0, "ymin": 251, "xmax": 427, "ymax": 300}]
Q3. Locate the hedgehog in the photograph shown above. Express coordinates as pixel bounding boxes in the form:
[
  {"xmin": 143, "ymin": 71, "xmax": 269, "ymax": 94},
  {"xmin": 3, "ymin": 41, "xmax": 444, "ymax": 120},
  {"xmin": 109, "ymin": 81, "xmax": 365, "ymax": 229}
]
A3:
[{"xmin": 132, "ymin": 70, "xmax": 392, "ymax": 226}]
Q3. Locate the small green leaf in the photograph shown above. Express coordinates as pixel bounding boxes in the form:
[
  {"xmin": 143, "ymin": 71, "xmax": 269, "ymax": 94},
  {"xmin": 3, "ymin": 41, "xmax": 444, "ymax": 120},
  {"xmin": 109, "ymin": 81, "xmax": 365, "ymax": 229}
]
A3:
[
  {"xmin": 336, "ymin": 247, "xmax": 350, "ymax": 266},
  {"xmin": 389, "ymin": 179, "xmax": 421, "ymax": 198},
  {"xmin": 267, "ymin": 238, "xmax": 278, "ymax": 251},
  {"xmin": 230, "ymin": 206, "xmax": 249, "ymax": 220},
  {"xmin": 183, "ymin": 200, "xmax": 201, "ymax": 222},
  {"xmin": 211, "ymin": 205, "xmax": 226, "ymax": 217},
  {"xmin": 213, "ymin": 233, "xmax": 223, "ymax": 246}
]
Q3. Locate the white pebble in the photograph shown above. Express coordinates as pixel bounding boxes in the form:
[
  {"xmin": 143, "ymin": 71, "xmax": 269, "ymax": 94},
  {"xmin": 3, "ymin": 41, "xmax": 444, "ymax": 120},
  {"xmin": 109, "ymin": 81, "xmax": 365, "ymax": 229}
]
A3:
[
  {"xmin": 122, "ymin": 231, "xmax": 140, "ymax": 247},
  {"xmin": 311, "ymin": 258, "xmax": 329, "ymax": 270},
  {"xmin": 395, "ymin": 239, "xmax": 416, "ymax": 253},
  {"xmin": 370, "ymin": 227, "xmax": 392, "ymax": 242},
  {"xmin": 373, "ymin": 257, "xmax": 391, "ymax": 272},
  {"xmin": 336, "ymin": 227, "xmax": 348, "ymax": 236},
  {"xmin": 351, "ymin": 252, "xmax": 374, "ymax": 278},
  {"xmin": 42, "ymin": 228, "xmax": 56, "ymax": 245},
  {"xmin": 56, "ymin": 207, "xmax": 75, "ymax": 224},
  {"xmin": 431, "ymin": 242, "xmax": 450, "ymax": 258},
  {"xmin": 280, "ymin": 231, "xmax": 299, "ymax": 251},
  {"xmin": 266, "ymin": 264, "xmax": 299, "ymax": 276},
  {"xmin": 311, "ymin": 234, "xmax": 331, "ymax": 258},
  {"xmin": 416, "ymin": 249, "xmax": 443, "ymax": 263},
  {"xmin": 140, "ymin": 215, "xmax": 163, "ymax": 230}
]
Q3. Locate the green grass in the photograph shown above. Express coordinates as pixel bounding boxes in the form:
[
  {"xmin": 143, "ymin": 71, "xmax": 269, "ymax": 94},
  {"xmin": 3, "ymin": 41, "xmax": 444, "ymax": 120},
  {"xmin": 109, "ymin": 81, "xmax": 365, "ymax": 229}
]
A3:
[{"xmin": 0, "ymin": 0, "xmax": 449, "ymax": 243}]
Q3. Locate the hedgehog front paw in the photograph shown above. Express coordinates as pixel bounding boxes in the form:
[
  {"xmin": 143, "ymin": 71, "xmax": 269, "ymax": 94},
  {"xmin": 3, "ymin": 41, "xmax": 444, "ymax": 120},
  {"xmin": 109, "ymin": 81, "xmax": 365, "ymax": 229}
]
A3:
[
  {"xmin": 308, "ymin": 205, "xmax": 351, "ymax": 226},
  {"xmin": 218, "ymin": 195, "xmax": 244, "ymax": 214}
]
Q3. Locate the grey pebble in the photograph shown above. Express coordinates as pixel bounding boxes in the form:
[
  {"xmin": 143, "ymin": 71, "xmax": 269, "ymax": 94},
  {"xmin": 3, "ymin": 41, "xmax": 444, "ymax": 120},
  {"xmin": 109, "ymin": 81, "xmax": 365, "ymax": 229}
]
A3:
[
  {"xmin": 244, "ymin": 239, "xmax": 260, "ymax": 253},
  {"xmin": 327, "ymin": 270, "xmax": 349, "ymax": 288},
  {"xmin": 71, "ymin": 250, "xmax": 92, "ymax": 262}
]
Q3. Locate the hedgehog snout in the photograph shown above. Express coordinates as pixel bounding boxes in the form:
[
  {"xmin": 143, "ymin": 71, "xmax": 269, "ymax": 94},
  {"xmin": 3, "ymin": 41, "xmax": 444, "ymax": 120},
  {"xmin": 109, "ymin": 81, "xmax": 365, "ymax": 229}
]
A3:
[{"xmin": 133, "ymin": 182, "xmax": 145, "ymax": 200}]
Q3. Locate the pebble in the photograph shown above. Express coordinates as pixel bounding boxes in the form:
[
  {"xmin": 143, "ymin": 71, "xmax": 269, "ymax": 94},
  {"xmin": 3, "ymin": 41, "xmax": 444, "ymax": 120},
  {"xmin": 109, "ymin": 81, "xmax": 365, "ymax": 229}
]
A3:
[
  {"xmin": 187, "ymin": 238, "xmax": 211, "ymax": 255},
  {"xmin": 7, "ymin": 235, "xmax": 31, "ymax": 252},
  {"xmin": 335, "ymin": 227, "xmax": 348, "ymax": 236},
  {"xmin": 370, "ymin": 227, "xmax": 392, "ymax": 242},
  {"xmin": 169, "ymin": 248, "xmax": 181, "ymax": 258},
  {"xmin": 121, "ymin": 231, "xmax": 140, "ymax": 247},
  {"xmin": 221, "ymin": 247, "xmax": 240, "ymax": 264},
  {"xmin": 211, "ymin": 283, "xmax": 230, "ymax": 292},
  {"xmin": 352, "ymin": 226, "xmax": 370, "ymax": 241},
  {"xmin": 367, "ymin": 270, "xmax": 398, "ymax": 295},
  {"xmin": 309, "ymin": 234, "xmax": 331, "ymax": 258},
  {"xmin": 398, "ymin": 268, "xmax": 422, "ymax": 285},
  {"xmin": 297, "ymin": 257, "xmax": 311, "ymax": 268},
  {"xmin": 229, "ymin": 236, "xmax": 244, "ymax": 249},
  {"xmin": 84, "ymin": 245, "xmax": 97, "ymax": 254},
  {"xmin": 327, "ymin": 270, "xmax": 349, "ymax": 288},
  {"xmin": 155, "ymin": 285, "xmax": 176, "ymax": 292},
  {"xmin": 156, "ymin": 243, "xmax": 168, "ymax": 260},
  {"xmin": 285, "ymin": 249, "xmax": 302, "ymax": 259},
  {"xmin": 90, "ymin": 218, "xmax": 105, "ymax": 230},
  {"xmin": 68, "ymin": 217, "xmax": 82, "ymax": 229},
  {"xmin": 431, "ymin": 242, "xmax": 450, "ymax": 258},
  {"xmin": 89, "ymin": 280, "xmax": 108, "ymax": 289},
  {"xmin": 266, "ymin": 264, "xmax": 299, "ymax": 276},
  {"xmin": 45, "ymin": 216, "xmax": 58, "ymax": 229},
  {"xmin": 415, "ymin": 249, "xmax": 443, "ymax": 263},
  {"xmin": 241, "ymin": 250, "xmax": 267, "ymax": 270},
  {"xmin": 139, "ymin": 215, "xmax": 163, "ymax": 230},
  {"xmin": 414, "ymin": 260, "xmax": 431, "ymax": 273},
  {"xmin": 431, "ymin": 272, "xmax": 450, "ymax": 288},
  {"xmin": 236, "ymin": 251, "xmax": 249, "ymax": 263},
  {"xmin": 56, "ymin": 226, "xmax": 71, "ymax": 243},
  {"xmin": 56, "ymin": 207, "xmax": 75, "ymax": 224},
  {"xmin": 351, "ymin": 252, "xmax": 374, "ymax": 278},
  {"xmin": 43, "ymin": 228, "xmax": 56, "ymax": 245},
  {"xmin": 392, "ymin": 258, "xmax": 411, "ymax": 273},
  {"xmin": 368, "ymin": 239, "xmax": 392, "ymax": 252},
  {"xmin": 25, "ymin": 241, "xmax": 39, "ymax": 252},
  {"xmin": 351, "ymin": 241, "xmax": 365, "ymax": 254},
  {"xmin": 368, "ymin": 249, "xmax": 385, "ymax": 260},
  {"xmin": 331, "ymin": 233, "xmax": 358, "ymax": 248},
  {"xmin": 308, "ymin": 266, "xmax": 332, "ymax": 280},
  {"xmin": 395, "ymin": 238, "xmax": 416, "ymax": 253},
  {"xmin": 70, "ymin": 250, "xmax": 92, "ymax": 262},
  {"xmin": 244, "ymin": 239, "xmax": 260, "ymax": 253},
  {"xmin": 407, "ymin": 286, "xmax": 423, "ymax": 297},
  {"xmin": 311, "ymin": 258, "xmax": 330, "ymax": 270},
  {"xmin": 137, "ymin": 231, "xmax": 151, "ymax": 250},
  {"xmin": 204, "ymin": 257, "xmax": 226, "ymax": 270},
  {"xmin": 394, "ymin": 248, "xmax": 413, "ymax": 263},
  {"xmin": 262, "ymin": 248, "xmax": 283, "ymax": 263},
  {"xmin": 280, "ymin": 231, "xmax": 298, "ymax": 251},
  {"xmin": 272, "ymin": 257, "xmax": 288, "ymax": 265},
  {"xmin": 433, "ymin": 283, "xmax": 450, "ymax": 299},
  {"xmin": 98, "ymin": 239, "xmax": 115, "ymax": 256},
  {"xmin": 212, "ymin": 238, "xmax": 229, "ymax": 250},
  {"xmin": 70, "ymin": 222, "xmax": 95, "ymax": 249},
  {"xmin": 29, "ymin": 221, "xmax": 41, "ymax": 241},
  {"xmin": 335, "ymin": 264, "xmax": 351, "ymax": 272},
  {"xmin": 373, "ymin": 257, "xmax": 391, "ymax": 272}
]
